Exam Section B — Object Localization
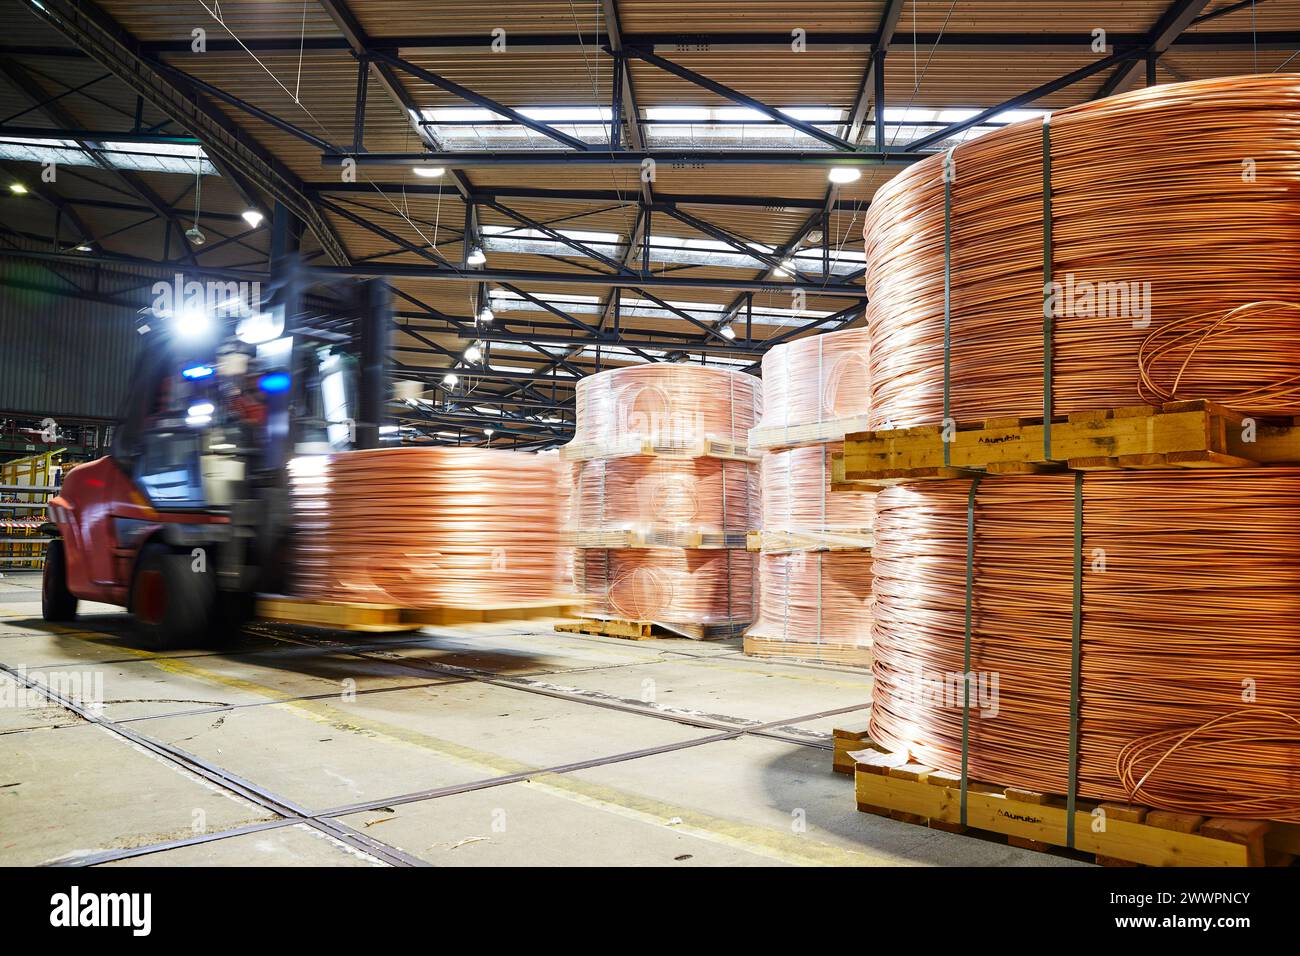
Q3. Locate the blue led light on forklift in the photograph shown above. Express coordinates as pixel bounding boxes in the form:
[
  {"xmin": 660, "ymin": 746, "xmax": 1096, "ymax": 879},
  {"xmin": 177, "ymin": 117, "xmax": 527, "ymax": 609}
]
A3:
[
  {"xmin": 259, "ymin": 372, "xmax": 291, "ymax": 393},
  {"xmin": 181, "ymin": 364, "xmax": 215, "ymax": 380}
]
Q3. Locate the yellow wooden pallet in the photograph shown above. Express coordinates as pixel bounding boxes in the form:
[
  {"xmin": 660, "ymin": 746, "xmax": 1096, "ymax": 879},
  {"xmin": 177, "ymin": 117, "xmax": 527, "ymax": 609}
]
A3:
[
  {"xmin": 403, "ymin": 601, "xmax": 579, "ymax": 627},
  {"xmin": 257, "ymin": 595, "xmax": 578, "ymax": 632},
  {"xmin": 556, "ymin": 616, "xmax": 747, "ymax": 642},
  {"xmin": 743, "ymin": 635, "xmax": 872, "ymax": 667},
  {"xmin": 747, "ymin": 413, "xmax": 873, "ymax": 453},
  {"xmin": 849, "ymin": 743, "xmax": 1295, "ymax": 867},
  {"xmin": 839, "ymin": 399, "xmax": 1297, "ymax": 488},
  {"xmin": 745, "ymin": 528, "xmax": 873, "ymax": 553},
  {"xmin": 256, "ymin": 596, "xmax": 418, "ymax": 633},
  {"xmin": 560, "ymin": 435, "xmax": 757, "ymax": 463},
  {"xmin": 571, "ymin": 528, "xmax": 749, "ymax": 549}
]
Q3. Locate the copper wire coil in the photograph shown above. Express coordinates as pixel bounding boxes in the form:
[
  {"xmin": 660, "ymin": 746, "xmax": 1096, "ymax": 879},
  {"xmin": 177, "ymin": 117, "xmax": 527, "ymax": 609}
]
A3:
[
  {"xmin": 868, "ymin": 470, "xmax": 1300, "ymax": 819},
  {"xmin": 863, "ymin": 74, "xmax": 1300, "ymax": 428},
  {"xmin": 748, "ymin": 551, "xmax": 874, "ymax": 649},
  {"xmin": 289, "ymin": 447, "xmax": 566, "ymax": 608},
  {"xmin": 756, "ymin": 326, "xmax": 871, "ymax": 432},
  {"xmin": 761, "ymin": 443, "xmax": 874, "ymax": 534},
  {"xmin": 571, "ymin": 364, "xmax": 762, "ymax": 446},
  {"xmin": 572, "ymin": 456, "xmax": 758, "ymax": 534},
  {"xmin": 576, "ymin": 548, "xmax": 755, "ymax": 625}
]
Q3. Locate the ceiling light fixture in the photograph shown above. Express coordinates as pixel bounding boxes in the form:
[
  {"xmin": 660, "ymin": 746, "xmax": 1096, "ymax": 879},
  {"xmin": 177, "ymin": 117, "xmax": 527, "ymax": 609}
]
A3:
[
  {"xmin": 413, "ymin": 166, "xmax": 446, "ymax": 178},
  {"xmin": 827, "ymin": 167, "xmax": 861, "ymax": 184},
  {"xmin": 466, "ymin": 246, "xmax": 487, "ymax": 266},
  {"xmin": 241, "ymin": 209, "xmax": 264, "ymax": 227}
]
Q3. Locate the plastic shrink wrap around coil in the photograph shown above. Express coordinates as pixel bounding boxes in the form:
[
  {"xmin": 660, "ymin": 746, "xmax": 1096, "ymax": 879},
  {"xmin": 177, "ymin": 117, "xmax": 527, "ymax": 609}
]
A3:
[
  {"xmin": 761, "ymin": 443, "xmax": 873, "ymax": 536},
  {"xmin": 570, "ymin": 364, "xmax": 762, "ymax": 447},
  {"xmin": 576, "ymin": 548, "xmax": 756, "ymax": 626},
  {"xmin": 572, "ymin": 456, "xmax": 758, "ymax": 535},
  {"xmin": 756, "ymin": 327, "xmax": 871, "ymax": 435},
  {"xmin": 747, "ymin": 551, "xmax": 874, "ymax": 652},
  {"xmin": 289, "ymin": 447, "xmax": 566, "ymax": 607}
]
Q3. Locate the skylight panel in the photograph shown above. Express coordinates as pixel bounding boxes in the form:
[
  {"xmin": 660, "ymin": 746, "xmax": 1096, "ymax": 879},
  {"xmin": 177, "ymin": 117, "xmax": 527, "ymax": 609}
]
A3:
[
  {"xmin": 0, "ymin": 136, "xmax": 215, "ymax": 175},
  {"xmin": 642, "ymin": 105, "xmax": 846, "ymax": 149},
  {"xmin": 418, "ymin": 107, "xmax": 612, "ymax": 149}
]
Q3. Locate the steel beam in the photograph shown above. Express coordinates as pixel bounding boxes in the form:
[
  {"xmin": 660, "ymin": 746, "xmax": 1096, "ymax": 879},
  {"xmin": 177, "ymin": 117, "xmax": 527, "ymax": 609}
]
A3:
[
  {"xmin": 324, "ymin": 149, "xmax": 924, "ymax": 168},
  {"xmin": 369, "ymin": 51, "xmax": 592, "ymax": 151},
  {"xmin": 847, "ymin": 0, "xmax": 903, "ymax": 145},
  {"xmin": 24, "ymin": 0, "xmax": 349, "ymax": 265},
  {"xmin": 124, "ymin": 30, "xmax": 1300, "ymax": 54},
  {"xmin": 1094, "ymin": 0, "xmax": 1213, "ymax": 99},
  {"xmin": 905, "ymin": 47, "xmax": 1147, "ymax": 151}
]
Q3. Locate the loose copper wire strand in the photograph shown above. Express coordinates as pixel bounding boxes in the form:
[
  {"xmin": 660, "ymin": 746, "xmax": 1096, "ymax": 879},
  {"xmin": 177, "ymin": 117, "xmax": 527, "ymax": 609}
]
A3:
[
  {"xmin": 864, "ymin": 74, "xmax": 1300, "ymax": 428},
  {"xmin": 289, "ymin": 448, "xmax": 566, "ymax": 608},
  {"xmin": 757, "ymin": 327, "xmax": 872, "ymax": 433},
  {"xmin": 571, "ymin": 364, "xmax": 762, "ymax": 446},
  {"xmin": 1116, "ymin": 710, "xmax": 1300, "ymax": 822},
  {"xmin": 869, "ymin": 470, "xmax": 1300, "ymax": 817},
  {"xmin": 572, "ymin": 456, "xmax": 758, "ymax": 534},
  {"xmin": 748, "ymin": 551, "xmax": 874, "ymax": 648},
  {"xmin": 761, "ymin": 443, "xmax": 874, "ymax": 536},
  {"xmin": 576, "ymin": 547, "xmax": 756, "ymax": 625}
]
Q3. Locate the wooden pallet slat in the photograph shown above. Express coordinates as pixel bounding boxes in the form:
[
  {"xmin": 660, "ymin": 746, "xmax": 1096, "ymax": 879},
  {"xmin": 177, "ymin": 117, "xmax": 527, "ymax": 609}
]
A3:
[
  {"xmin": 570, "ymin": 528, "xmax": 749, "ymax": 549},
  {"xmin": 255, "ymin": 596, "xmax": 417, "ymax": 633},
  {"xmin": 560, "ymin": 435, "xmax": 756, "ymax": 463},
  {"xmin": 747, "ymin": 412, "xmax": 874, "ymax": 453},
  {"xmin": 845, "ymin": 741, "xmax": 1283, "ymax": 867},
  {"xmin": 839, "ymin": 400, "xmax": 1298, "ymax": 487},
  {"xmin": 745, "ymin": 528, "xmax": 874, "ymax": 553},
  {"xmin": 743, "ymin": 635, "xmax": 872, "ymax": 667},
  {"xmin": 257, "ymin": 595, "xmax": 578, "ymax": 632},
  {"xmin": 555, "ymin": 616, "xmax": 744, "ymax": 642}
]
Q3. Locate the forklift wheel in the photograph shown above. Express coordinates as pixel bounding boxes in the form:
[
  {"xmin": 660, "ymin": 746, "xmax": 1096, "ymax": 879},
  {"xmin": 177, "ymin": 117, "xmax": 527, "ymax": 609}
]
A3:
[
  {"xmin": 130, "ymin": 543, "xmax": 216, "ymax": 650},
  {"xmin": 41, "ymin": 539, "xmax": 78, "ymax": 622}
]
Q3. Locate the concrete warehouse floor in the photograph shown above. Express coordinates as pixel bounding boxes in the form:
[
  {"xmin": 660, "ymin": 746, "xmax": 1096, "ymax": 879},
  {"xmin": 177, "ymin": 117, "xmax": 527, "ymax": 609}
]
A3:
[{"xmin": 0, "ymin": 572, "xmax": 1081, "ymax": 867}]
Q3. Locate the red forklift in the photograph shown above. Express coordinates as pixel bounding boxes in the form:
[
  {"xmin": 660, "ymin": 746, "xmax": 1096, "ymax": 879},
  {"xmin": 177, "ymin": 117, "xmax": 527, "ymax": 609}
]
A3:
[{"xmin": 41, "ymin": 260, "xmax": 392, "ymax": 648}]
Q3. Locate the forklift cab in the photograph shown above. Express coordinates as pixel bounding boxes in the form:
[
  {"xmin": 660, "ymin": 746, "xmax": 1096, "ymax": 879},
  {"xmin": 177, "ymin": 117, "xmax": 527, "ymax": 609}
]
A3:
[{"xmin": 43, "ymin": 267, "xmax": 390, "ymax": 648}]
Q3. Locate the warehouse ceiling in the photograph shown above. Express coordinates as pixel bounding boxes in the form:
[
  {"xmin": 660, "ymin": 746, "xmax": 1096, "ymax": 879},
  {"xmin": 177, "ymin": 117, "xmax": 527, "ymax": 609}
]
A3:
[{"xmin": 0, "ymin": 0, "xmax": 1296, "ymax": 447}]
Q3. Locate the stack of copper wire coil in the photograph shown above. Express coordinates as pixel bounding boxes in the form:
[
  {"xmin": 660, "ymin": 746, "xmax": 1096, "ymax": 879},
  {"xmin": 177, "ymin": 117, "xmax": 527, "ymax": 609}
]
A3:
[
  {"xmin": 563, "ymin": 365, "xmax": 760, "ymax": 636},
  {"xmin": 745, "ymin": 327, "xmax": 875, "ymax": 666},
  {"xmin": 863, "ymin": 73, "xmax": 1300, "ymax": 429},
  {"xmin": 852, "ymin": 74, "xmax": 1300, "ymax": 823},
  {"xmin": 571, "ymin": 456, "xmax": 759, "ymax": 542},
  {"xmin": 746, "ymin": 445, "xmax": 875, "ymax": 665},
  {"xmin": 288, "ymin": 447, "xmax": 567, "ymax": 608},
  {"xmin": 869, "ymin": 472, "xmax": 1300, "ymax": 820}
]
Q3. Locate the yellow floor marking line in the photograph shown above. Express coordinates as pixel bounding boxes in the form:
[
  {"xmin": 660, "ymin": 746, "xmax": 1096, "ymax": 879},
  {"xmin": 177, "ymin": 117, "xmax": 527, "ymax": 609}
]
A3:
[{"xmin": 88, "ymin": 644, "xmax": 881, "ymax": 867}]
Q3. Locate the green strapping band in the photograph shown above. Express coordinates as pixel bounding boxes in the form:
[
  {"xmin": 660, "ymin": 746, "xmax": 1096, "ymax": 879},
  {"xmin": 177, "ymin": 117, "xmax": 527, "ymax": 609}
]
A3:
[
  {"xmin": 959, "ymin": 474, "xmax": 982, "ymax": 827},
  {"xmin": 942, "ymin": 151, "xmax": 954, "ymax": 468},
  {"xmin": 1066, "ymin": 471, "xmax": 1084, "ymax": 847},
  {"xmin": 1042, "ymin": 118, "xmax": 1054, "ymax": 461}
]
